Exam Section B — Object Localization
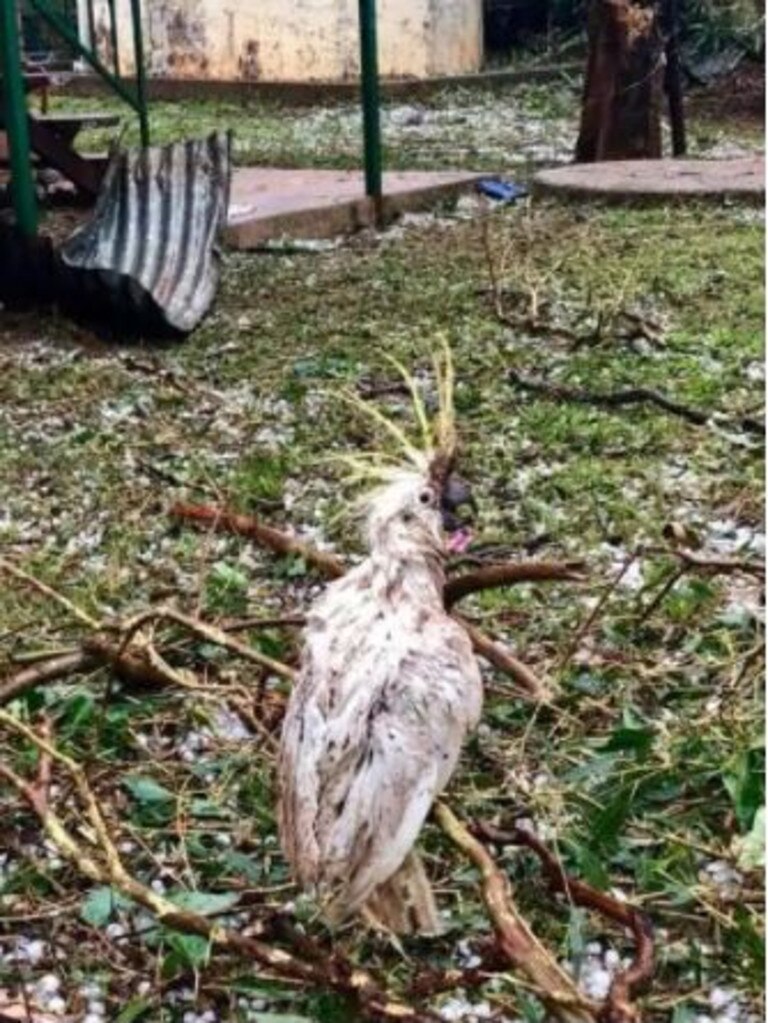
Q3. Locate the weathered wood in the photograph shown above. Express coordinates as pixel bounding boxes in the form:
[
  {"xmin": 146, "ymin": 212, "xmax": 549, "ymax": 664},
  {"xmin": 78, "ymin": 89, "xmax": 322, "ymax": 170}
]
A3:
[
  {"xmin": 27, "ymin": 116, "xmax": 107, "ymax": 195},
  {"xmin": 575, "ymin": 0, "xmax": 664, "ymax": 162}
]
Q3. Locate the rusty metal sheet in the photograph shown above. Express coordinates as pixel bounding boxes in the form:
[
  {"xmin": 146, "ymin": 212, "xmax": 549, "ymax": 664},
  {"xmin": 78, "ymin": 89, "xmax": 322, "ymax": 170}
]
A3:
[{"xmin": 59, "ymin": 130, "xmax": 231, "ymax": 334}]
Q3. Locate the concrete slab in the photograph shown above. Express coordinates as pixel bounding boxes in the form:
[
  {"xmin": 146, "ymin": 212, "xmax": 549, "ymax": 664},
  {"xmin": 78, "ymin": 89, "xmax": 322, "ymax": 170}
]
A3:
[
  {"xmin": 534, "ymin": 157, "xmax": 765, "ymax": 202},
  {"xmin": 225, "ymin": 168, "xmax": 483, "ymax": 247}
]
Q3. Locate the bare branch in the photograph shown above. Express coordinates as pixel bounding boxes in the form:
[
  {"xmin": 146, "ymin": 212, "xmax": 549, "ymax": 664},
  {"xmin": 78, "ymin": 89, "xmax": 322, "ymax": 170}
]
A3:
[
  {"xmin": 475, "ymin": 823, "xmax": 654, "ymax": 1023},
  {"xmin": 0, "ymin": 650, "xmax": 97, "ymax": 707},
  {"xmin": 445, "ymin": 561, "xmax": 586, "ymax": 608},
  {"xmin": 456, "ymin": 618, "xmax": 551, "ymax": 702},
  {"xmin": 649, "ymin": 545, "xmax": 765, "ymax": 580},
  {"xmin": 434, "ymin": 802, "xmax": 596, "ymax": 1023},
  {"xmin": 508, "ymin": 370, "xmax": 764, "ymax": 437},
  {"xmin": 170, "ymin": 503, "xmax": 346, "ymax": 580},
  {"xmin": 0, "ymin": 711, "xmax": 434, "ymax": 1023}
]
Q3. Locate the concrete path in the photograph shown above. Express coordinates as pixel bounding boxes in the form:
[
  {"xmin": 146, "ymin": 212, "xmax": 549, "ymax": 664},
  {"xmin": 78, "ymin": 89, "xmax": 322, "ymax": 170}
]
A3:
[
  {"xmin": 225, "ymin": 168, "xmax": 483, "ymax": 247},
  {"xmin": 534, "ymin": 156, "xmax": 765, "ymax": 202}
]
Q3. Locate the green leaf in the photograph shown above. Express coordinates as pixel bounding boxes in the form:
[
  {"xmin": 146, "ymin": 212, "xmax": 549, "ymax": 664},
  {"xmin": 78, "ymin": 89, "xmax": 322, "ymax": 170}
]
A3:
[
  {"xmin": 671, "ymin": 1004, "xmax": 698, "ymax": 1023},
  {"xmin": 123, "ymin": 776, "xmax": 175, "ymax": 804},
  {"xmin": 80, "ymin": 886, "xmax": 133, "ymax": 927},
  {"xmin": 210, "ymin": 561, "xmax": 249, "ymax": 590},
  {"xmin": 567, "ymin": 841, "xmax": 610, "ymax": 889},
  {"xmin": 304, "ymin": 992, "xmax": 358, "ymax": 1023},
  {"xmin": 204, "ymin": 560, "xmax": 250, "ymax": 615},
  {"xmin": 189, "ymin": 798, "xmax": 229, "ymax": 819},
  {"xmin": 164, "ymin": 931, "xmax": 211, "ymax": 970},
  {"xmin": 722, "ymin": 746, "xmax": 765, "ymax": 829},
  {"xmin": 59, "ymin": 692, "xmax": 95, "ymax": 731},
  {"xmin": 565, "ymin": 906, "xmax": 588, "ymax": 962},
  {"xmin": 252, "ymin": 1015, "xmax": 314, "ymax": 1023},
  {"xmin": 589, "ymin": 787, "xmax": 633, "ymax": 852},
  {"xmin": 600, "ymin": 725, "xmax": 654, "ymax": 758},
  {"xmin": 167, "ymin": 889, "xmax": 239, "ymax": 915},
  {"xmin": 222, "ymin": 850, "xmax": 263, "ymax": 883},
  {"xmin": 115, "ymin": 997, "xmax": 153, "ymax": 1023},
  {"xmin": 734, "ymin": 806, "xmax": 765, "ymax": 870},
  {"xmin": 285, "ymin": 556, "xmax": 308, "ymax": 578},
  {"xmin": 725, "ymin": 905, "xmax": 764, "ymax": 983}
]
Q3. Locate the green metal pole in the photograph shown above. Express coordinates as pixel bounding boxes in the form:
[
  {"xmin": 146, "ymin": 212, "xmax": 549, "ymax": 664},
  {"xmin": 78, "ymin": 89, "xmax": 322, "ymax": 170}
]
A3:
[
  {"xmin": 106, "ymin": 0, "xmax": 119, "ymax": 76},
  {"xmin": 0, "ymin": 0, "xmax": 37, "ymax": 235},
  {"xmin": 128, "ymin": 0, "xmax": 149, "ymax": 147},
  {"xmin": 27, "ymin": 0, "xmax": 142, "ymax": 115},
  {"xmin": 358, "ymin": 0, "xmax": 382, "ymax": 205}
]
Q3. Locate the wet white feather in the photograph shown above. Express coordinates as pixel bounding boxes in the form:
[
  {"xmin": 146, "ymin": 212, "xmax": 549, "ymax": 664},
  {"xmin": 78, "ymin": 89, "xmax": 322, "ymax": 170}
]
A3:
[{"xmin": 278, "ymin": 468, "xmax": 482, "ymax": 918}]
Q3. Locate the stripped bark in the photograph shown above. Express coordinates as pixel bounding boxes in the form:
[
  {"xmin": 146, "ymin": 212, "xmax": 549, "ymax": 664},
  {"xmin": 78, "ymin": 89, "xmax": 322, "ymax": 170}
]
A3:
[
  {"xmin": 476, "ymin": 822, "xmax": 654, "ymax": 1023},
  {"xmin": 434, "ymin": 803, "xmax": 596, "ymax": 1023}
]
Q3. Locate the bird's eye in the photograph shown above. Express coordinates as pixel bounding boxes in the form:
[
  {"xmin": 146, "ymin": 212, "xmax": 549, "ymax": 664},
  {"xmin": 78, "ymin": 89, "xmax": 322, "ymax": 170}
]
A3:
[{"xmin": 419, "ymin": 490, "xmax": 433, "ymax": 505}]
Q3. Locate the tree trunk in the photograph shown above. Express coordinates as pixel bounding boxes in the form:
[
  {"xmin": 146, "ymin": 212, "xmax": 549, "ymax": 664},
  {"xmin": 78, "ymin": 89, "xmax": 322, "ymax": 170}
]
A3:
[{"xmin": 575, "ymin": 0, "xmax": 664, "ymax": 162}]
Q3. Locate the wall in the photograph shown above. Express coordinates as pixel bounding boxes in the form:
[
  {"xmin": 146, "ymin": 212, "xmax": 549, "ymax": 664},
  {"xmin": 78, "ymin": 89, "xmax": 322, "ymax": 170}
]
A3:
[{"xmin": 85, "ymin": 0, "xmax": 483, "ymax": 82}]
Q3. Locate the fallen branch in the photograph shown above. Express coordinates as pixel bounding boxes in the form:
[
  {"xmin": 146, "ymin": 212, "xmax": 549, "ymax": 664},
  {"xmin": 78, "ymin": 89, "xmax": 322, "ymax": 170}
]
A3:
[
  {"xmin": 0, "ymin": 711, "xmax": 434, "ymax": 1023},
  {"xmin": 508, "ymin": 370, "xmax": 765, "ymax": 436},
  {"xmin": 169, "ymin": 503, "xmax": 345, "ymax": 580},
  {"xmin": 113, "ymin": 606, "xmax": 296, "ymax": 681},
  {"xmin": 0, "ymin": 650, "xmax": 97, "ymax": 707},
  {"xmin": 170, "ymin": 503, "xmax": 584, "ymax": 692},
  {"xmin": 457, "ymin": 619, "xmax": 550, "ymax": 702},
  {"xmin": 652, "ymin": 545, "xmax": 765, "ymax": 580},
  {"xmin": 476, "ymin": 822, "xmax": 653, "ymax": 1023},
  {"xmin": 0, "ymin": 606, "xmax": 298, "ymax": 708},
  {"xmin": 434, "ymin": 802, "xmax": 595, "ymax": 1023},
  {"xmin": 445, "ymin": 561, "xmax": 586, "ymax": 608}
]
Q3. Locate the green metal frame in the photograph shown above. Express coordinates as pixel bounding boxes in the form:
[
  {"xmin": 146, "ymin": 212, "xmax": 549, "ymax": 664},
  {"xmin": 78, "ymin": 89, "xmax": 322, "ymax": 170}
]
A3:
[
  {"xmin": 27, "ymin": 0, "xmax": 148, "ymax": 144},
  {"xmin": 0, "ymin": 0, "xmax": 37, "ymax": 234},
  {"xmin": 3, "ymin": 0, "xmax": 384, "ymax": 234},
  {"xmin": 358, "ymin": 0, "xmax": 382, "ymax": 204},
  {"xmin": 0, "ymin": 0, "xmax": 149, "ymax": 235}
]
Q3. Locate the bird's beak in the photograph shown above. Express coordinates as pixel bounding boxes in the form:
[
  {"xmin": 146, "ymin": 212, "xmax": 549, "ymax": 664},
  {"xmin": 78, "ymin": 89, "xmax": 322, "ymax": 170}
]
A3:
[{"xmin": 441, "ymin": 474, "xmax": 476, "ymax": 554}]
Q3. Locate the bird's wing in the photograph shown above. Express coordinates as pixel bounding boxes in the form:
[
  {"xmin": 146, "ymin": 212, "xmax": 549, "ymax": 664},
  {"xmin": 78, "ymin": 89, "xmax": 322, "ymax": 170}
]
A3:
[{"xmin": 279, "ymin": 600, "xmax": 482, "ymax": 914}]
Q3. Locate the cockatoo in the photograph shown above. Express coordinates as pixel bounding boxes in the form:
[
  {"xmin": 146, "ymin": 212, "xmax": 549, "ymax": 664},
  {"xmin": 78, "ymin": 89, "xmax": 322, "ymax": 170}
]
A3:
[{"xmin": 278, "ymin": 350, "xmax": 483, "ymax": 934}]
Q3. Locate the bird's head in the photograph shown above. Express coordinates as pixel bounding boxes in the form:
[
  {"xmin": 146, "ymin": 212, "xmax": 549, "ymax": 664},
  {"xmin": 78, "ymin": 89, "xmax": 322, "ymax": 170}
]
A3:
[
  {"xmin": 338, "ymin": 345, "xmax": 476, "ymax": 560},
  {"xmin": 363, "ymin": 465, "xmax": 476, "ymax": 559}
]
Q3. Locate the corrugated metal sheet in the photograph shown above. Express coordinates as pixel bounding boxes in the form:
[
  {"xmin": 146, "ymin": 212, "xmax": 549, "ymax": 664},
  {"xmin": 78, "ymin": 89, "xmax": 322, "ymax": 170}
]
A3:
[{"xmin": 59, "ymin": 131, "xmax": 231, "ymax": 334}]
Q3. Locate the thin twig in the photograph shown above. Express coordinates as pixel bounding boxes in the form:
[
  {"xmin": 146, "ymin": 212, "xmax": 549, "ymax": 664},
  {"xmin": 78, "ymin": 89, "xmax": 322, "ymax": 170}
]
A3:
[
  {"xmin": 129, "ymin": 607, "xmax": 297, "ymax": 680},
  {"xmin": 508, "ymin": 370, "xmax": 765, "ymax": 436},
  {"xmin": 648, "ymin": 545, "xmax": 765, "ymax": 580},
  {"xmin": 0, "ymin": 558, "xmax": 101, "ymax": 628},
  {"xmin": 30, "ymin": 715, "xmax": 53, "ymax": 814},
  {"xmin": 557, "ymin": 551, "xmax": 638, "ymax": 672}
]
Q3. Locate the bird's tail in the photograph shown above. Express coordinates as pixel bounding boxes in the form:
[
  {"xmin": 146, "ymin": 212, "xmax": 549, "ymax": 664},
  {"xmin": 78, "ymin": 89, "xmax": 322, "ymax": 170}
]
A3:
[{"xmin": 362, "ymin": 851, "xmax": 442, "ymax": 936}]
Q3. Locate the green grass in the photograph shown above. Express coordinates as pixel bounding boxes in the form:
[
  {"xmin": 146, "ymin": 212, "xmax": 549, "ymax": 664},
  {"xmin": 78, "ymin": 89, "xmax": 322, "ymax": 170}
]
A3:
[
  {"xmin": 0, "ymin": 179, "xmax": 763, "ymax": 1021},
  {"xmin": 42, "ymin": 74, "xmax": 763, "ymax": 176}
]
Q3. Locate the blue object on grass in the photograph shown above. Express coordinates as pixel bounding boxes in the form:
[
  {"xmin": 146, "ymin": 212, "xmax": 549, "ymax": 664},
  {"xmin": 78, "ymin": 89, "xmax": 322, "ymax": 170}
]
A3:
[{"xmin": 476, "ymin": 178, "xmax": 529, "ymax": 203}]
